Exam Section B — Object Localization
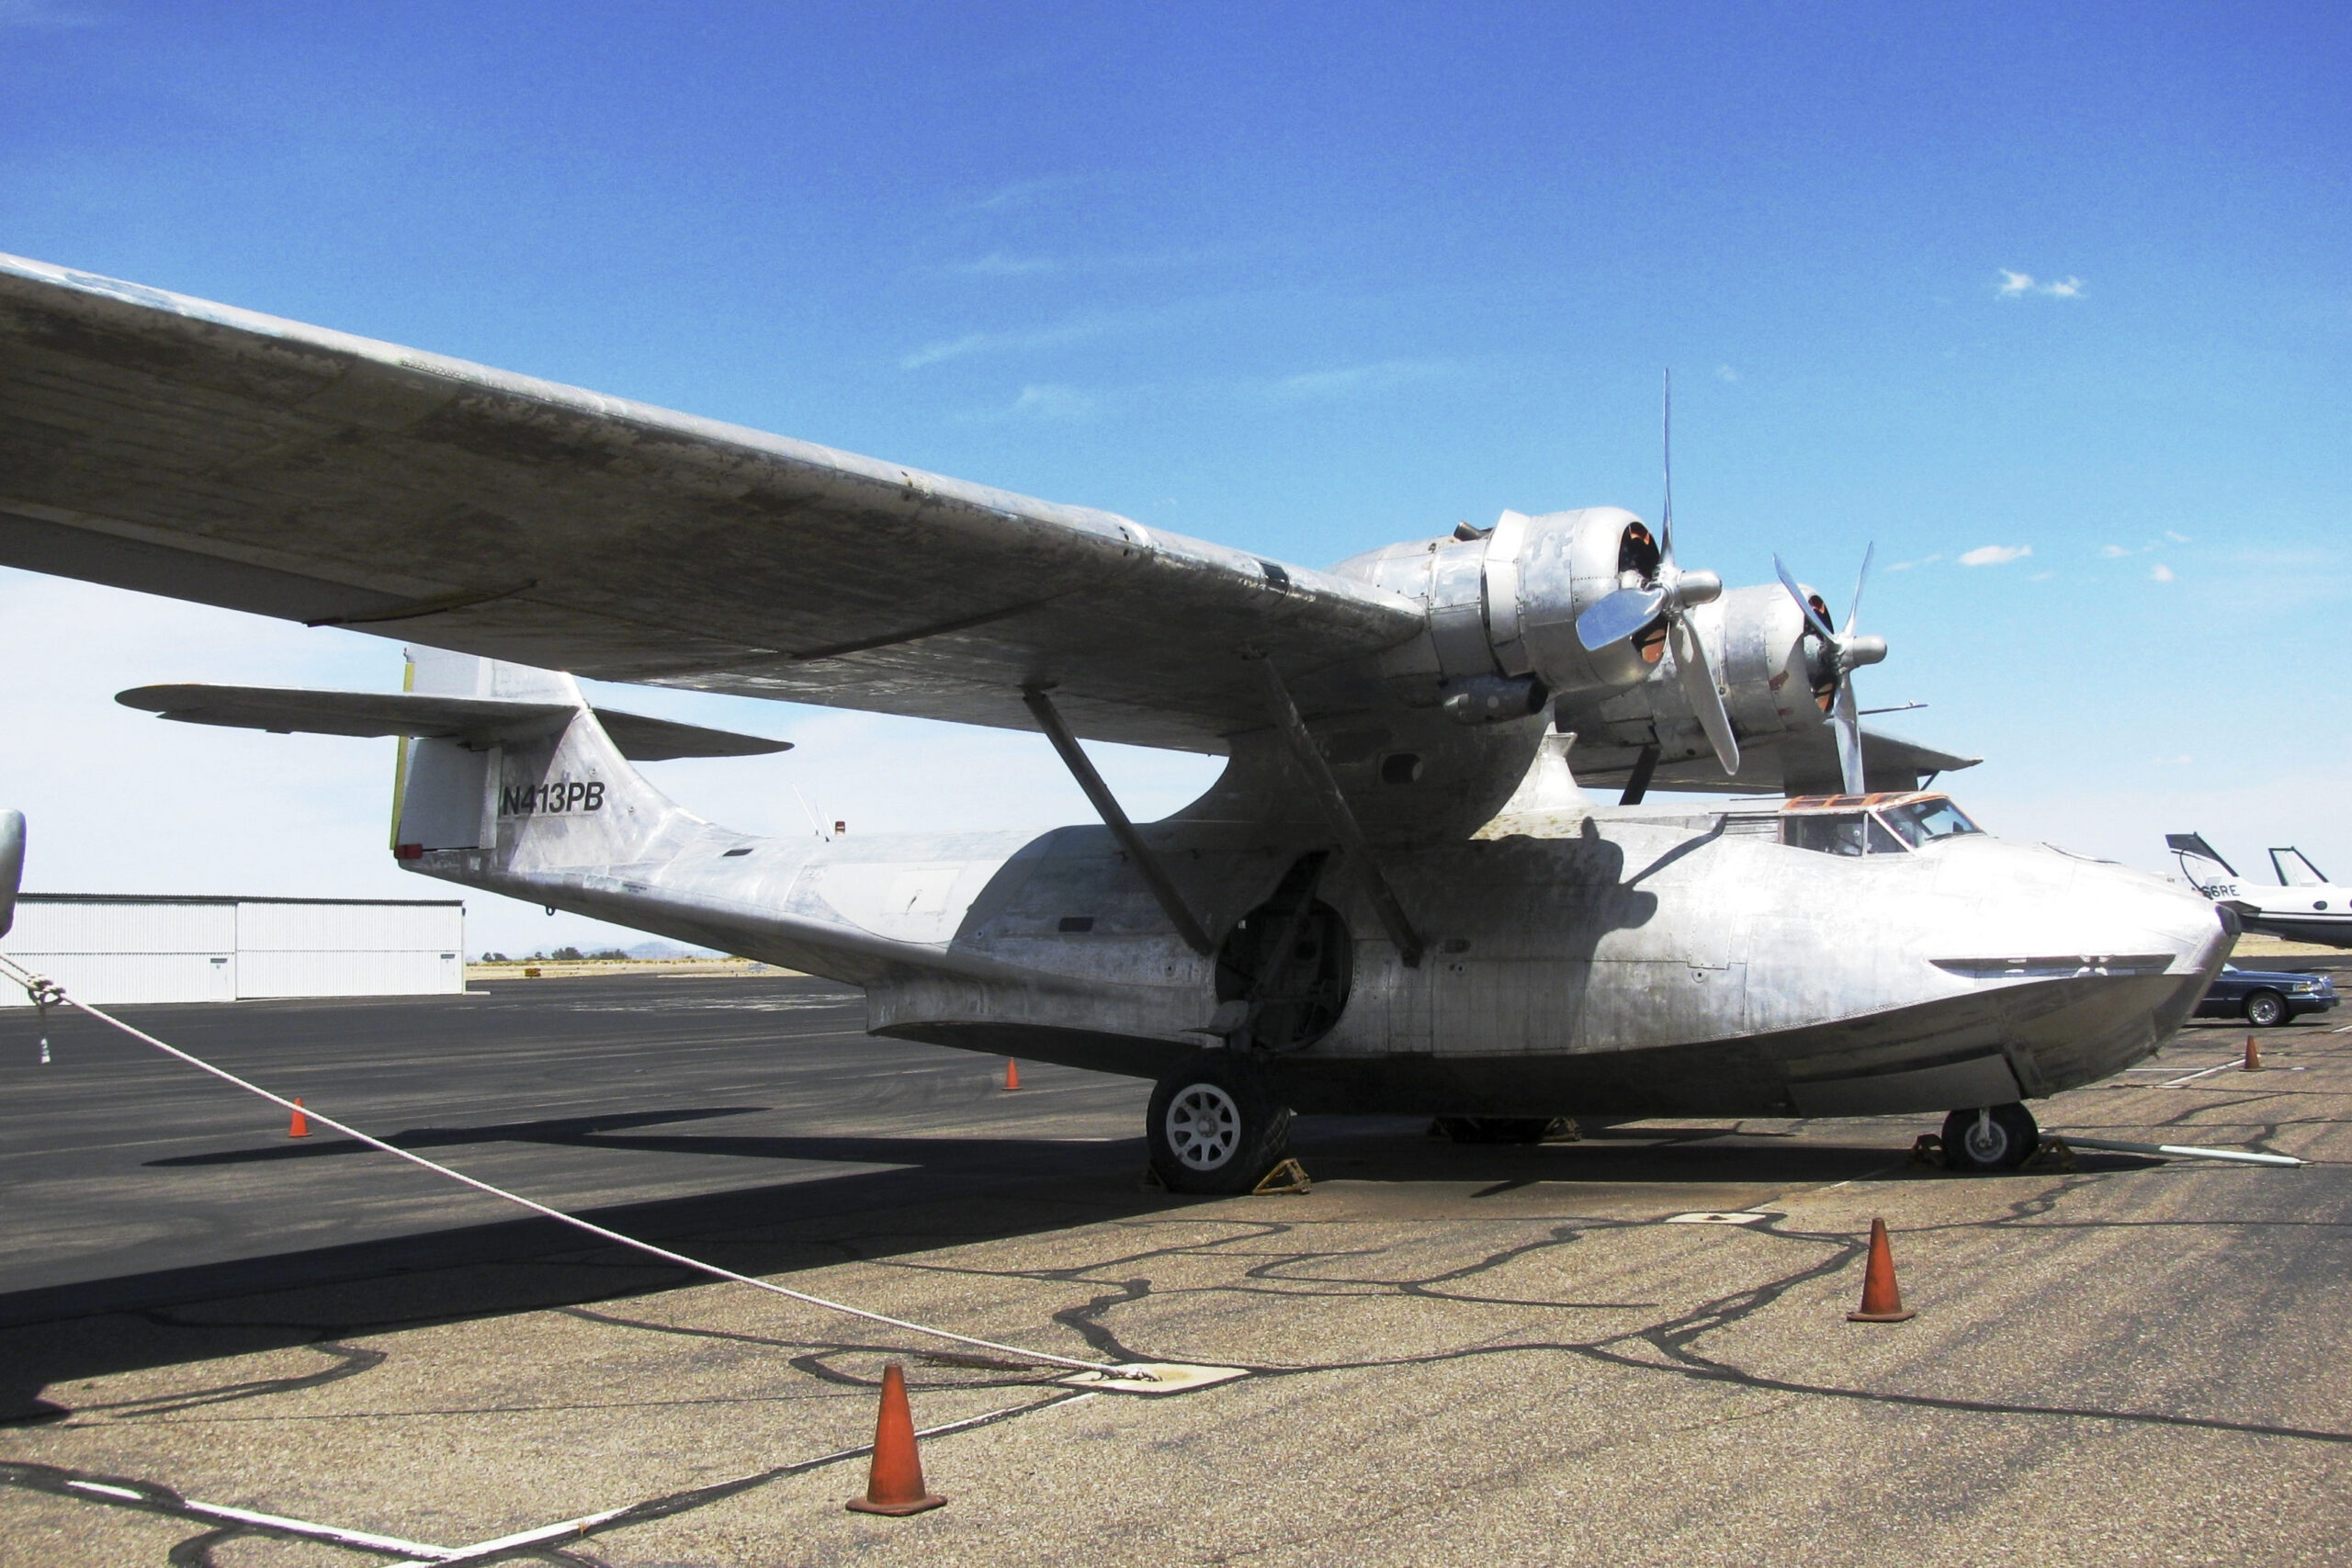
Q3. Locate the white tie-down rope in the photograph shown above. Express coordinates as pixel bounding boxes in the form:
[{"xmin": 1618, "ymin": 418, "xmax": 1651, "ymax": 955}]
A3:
[{"xmin": 2, "ymin": 957, "xmax": 1134, "ymax": 1379}]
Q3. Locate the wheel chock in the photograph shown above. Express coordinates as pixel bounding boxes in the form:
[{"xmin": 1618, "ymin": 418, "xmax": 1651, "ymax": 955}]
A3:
[
  {"xmin": 1908, "ymin": 1134, "xmax": 1944, "ymax": 1168},
  {"xmin": 2025, "ymin": 1135, "xmax": 2076, "ymax": 1172},
  {"xmin": 1251, "ymin": 1158, "xmax": 1312, "ymax": 1195},
  {"xmin": 1057, "ymin": 1360, "xmax": 1250, "ymax": 1396}
]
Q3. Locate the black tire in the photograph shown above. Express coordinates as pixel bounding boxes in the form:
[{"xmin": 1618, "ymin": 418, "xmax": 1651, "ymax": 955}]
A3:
[
  {"xmin": 1435, "ymin": 1116, "xmax": 1562, "ymax": 1145},
  {"xmin": 1147, "ymin": 1051, "xmax": 1294, "ymax": 1195},
  {"xmin": 1940, "ymin": 1103, "xmax": 2039, "ymax": 1172},
  {"xmin": 2244, "ymin": 990, "xmax": 2290, "ymax": 1028}
]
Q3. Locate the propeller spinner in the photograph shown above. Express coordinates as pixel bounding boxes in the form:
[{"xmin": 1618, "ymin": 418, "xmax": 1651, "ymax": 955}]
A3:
[
  {"xmin": 1573, "ymin": 372, "xmax": 1738, "ymax": 777},
  {"xmin": 1773, "ymin": 546, "xmax": 1888, "ymax": 795}
]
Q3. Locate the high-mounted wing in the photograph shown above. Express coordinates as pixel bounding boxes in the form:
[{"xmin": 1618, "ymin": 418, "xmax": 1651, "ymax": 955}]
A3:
[{"xmin": 0, "ymin": 254, "xmax": 1423, "ymax": 751}]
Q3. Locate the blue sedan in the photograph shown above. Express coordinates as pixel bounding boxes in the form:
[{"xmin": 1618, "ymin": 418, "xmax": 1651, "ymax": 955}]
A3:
[{"xmin": 2196, "ymin": 964, "xmax": 2340, "ymax": 1028}]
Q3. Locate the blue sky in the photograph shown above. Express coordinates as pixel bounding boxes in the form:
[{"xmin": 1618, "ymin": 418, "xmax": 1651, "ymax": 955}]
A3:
[{"xmin": 2, "ymin": 2, "xmax": 2346, "ymax": 953}]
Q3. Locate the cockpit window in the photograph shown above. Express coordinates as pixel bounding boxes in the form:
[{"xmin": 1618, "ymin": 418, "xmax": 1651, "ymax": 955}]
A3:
[
  {"xmin": 1784, "ymin": 812, "xmax": 1905, "ymax": 856},
  {"xmin": 1881, "ymin": 797, "xmax": 1981, "ymax": 848}
]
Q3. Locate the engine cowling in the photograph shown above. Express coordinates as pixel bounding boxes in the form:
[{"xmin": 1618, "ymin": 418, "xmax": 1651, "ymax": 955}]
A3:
[
  {"xmin": 1333, "ymin": 507, "xmax": 1692, "ymax": 719},
  {"xmin": 1571, "ymin": 582, "xmax": 1837, "ymax": 761}
]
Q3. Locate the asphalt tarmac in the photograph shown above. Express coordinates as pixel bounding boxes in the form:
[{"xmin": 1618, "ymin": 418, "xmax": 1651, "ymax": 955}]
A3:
[{"xmin": 1, "ymin": 972, "xmax": 2346, "ymax": 1565}]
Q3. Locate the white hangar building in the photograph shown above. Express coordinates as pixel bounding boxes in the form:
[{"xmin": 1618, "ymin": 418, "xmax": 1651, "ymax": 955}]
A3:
[{"xmin": 0, "ymin": 895, "xmax": 464, "ymax": 1006}]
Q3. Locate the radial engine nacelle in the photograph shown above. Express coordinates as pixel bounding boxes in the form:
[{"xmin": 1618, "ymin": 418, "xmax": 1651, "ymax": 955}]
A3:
[{"xmin": 1336, "ymin": 506, "xmax": 1717, "ymax": 720}]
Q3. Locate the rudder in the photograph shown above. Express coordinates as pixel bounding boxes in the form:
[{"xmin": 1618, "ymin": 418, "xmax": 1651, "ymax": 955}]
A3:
[{"xmin": 393, "ymin": 648, "xmax": 692, "ymax": 870}]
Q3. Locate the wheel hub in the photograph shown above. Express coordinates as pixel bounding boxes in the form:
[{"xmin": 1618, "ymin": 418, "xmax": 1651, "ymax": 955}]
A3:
[
  {"xmin": 1166, "ymin": 1084, "xmax": 1241, "ymax": 1170},
  {"xmin": 1963, "ymin": 1111, "xmax": 2008, "ymax": 1164}
]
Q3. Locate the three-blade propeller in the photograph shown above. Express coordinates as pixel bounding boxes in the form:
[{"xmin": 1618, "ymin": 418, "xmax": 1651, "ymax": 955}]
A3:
[
  {"xmin": 1772, "ymin": 546, "xmax": 1888, "ymax": 795},
  {"xmin": 1574, "ymin": 372, "xmax": 1737, "ymax": 778}
]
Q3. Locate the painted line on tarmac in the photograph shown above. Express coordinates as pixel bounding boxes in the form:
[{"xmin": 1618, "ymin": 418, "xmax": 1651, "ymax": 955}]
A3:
[
  {"xmin": 2159, "ymin": 1061, "xmax": 2248, "ymax": 1088},
  {"xmin": 6, "ymin": 1391, "xmax": 1096, "ymax": 1562}
]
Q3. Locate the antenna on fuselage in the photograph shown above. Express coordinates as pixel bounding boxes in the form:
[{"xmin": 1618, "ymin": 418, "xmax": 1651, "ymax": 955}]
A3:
[{"xmin": 790, "ymin": 785, "xmax": 833, "ymax": 842}]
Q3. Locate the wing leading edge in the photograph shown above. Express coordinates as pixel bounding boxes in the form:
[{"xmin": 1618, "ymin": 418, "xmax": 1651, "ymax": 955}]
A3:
[{"xmin": 0, "ymin": 254, "xmax": 1423, "ymax": 752}]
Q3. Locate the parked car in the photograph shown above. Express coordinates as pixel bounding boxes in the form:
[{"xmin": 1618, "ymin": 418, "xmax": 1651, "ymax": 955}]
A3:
[{"xmin": 2196, "ymin": 964, "xmax": 2340, "ymax": 1027}]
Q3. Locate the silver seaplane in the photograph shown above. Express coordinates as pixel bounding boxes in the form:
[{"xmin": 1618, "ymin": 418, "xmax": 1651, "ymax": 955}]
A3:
[{"xmin": 0, "ymin": 254, "xmax": 2232, "ymax": 1189}]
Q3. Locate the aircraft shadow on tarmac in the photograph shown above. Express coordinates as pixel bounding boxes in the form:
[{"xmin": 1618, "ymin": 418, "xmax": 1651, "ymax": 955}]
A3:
[{"xmin": 1, "ymin": 1118, "xmax": 1969, "ymax": 1427}]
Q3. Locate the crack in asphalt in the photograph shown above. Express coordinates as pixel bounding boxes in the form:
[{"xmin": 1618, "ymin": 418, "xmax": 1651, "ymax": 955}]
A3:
[{"xmin": 13, "ymin": 1065, "xmax": 2348, "ymax": 1564}]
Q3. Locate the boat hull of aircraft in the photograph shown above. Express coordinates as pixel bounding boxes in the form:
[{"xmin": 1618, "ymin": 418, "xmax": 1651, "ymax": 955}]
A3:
[{"xmin": 400, "ymin": 678, "xmax": 2229, "ymax": 1132}]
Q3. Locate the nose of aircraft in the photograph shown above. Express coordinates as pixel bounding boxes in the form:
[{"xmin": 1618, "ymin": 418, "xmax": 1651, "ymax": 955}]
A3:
[
  {"xmin": 1938, "ymin": 840, "xmax": 2234, "ymax": 979},
  {"xmin": 2072, "ymin": 856, "xmax": 2235, "ymax": 980}
]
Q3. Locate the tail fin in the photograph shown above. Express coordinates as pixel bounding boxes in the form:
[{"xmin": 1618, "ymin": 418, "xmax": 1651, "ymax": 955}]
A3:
[
  {"xmin": 395, "ymin": 648, "xmax": 689, "ymax": 869},
  {"xmin": 117, "ymin": 651, "xmax": 784, "ymax": 869}
]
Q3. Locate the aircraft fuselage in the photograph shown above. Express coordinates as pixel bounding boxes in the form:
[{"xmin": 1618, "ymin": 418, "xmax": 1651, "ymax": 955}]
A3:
[{"xmin": 413, "ymin": 740, "xmax": 2230, "ymax": 1122}]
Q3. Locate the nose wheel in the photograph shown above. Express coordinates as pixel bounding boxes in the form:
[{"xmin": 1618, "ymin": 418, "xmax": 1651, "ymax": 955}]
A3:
[{"xmin": 1940, "ymin": 1103, "xmax": 2039, "ymax": 1172}]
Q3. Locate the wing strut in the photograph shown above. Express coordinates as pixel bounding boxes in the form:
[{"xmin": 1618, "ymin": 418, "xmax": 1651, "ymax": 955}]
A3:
[
  {"xmin": 1021, "ymin": 687, "xmax": 1216, "ymax": 956},
  {"xmin": 1246, "ymin": 655, "xmax": 1426, "ymax": 968},
  {"xmin": 1619, "ymin": 744, "xmax": 1661, "ymax": 807}
]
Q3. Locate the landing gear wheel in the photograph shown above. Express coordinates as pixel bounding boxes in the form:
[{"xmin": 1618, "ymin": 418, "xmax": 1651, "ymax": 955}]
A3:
[
  {"xmin": 1147, "ymin": 1052, "xmax": 1295, "ymax": 1195},
  {"xmin": 2244, "ymin": 990, "xmax": 2289, "ymax": 1028},
  {"xmin": 1940, "ymin": 1103, "xmax": 2039, "ymax": 1172}
]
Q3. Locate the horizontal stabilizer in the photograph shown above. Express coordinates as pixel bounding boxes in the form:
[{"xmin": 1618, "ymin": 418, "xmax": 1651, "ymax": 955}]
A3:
[{"xmin": 117, "ymin": 684, "xmax": 790, "ymax": 761}]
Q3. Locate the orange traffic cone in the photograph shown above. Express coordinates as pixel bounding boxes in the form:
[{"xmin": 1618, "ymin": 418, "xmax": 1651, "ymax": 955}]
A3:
[
  {"xmin": 1846, "ymin": 1217, "xmax": 1916, "ymax": 1323},
  {"xmin": 2244, "ymin": 1035, "xmax": 2264, "ymax": 1072},
  {"xmin": 1003, "ymin": 1059, "xmax": 1020, "ymax": 1091},
  {"xmin": 846, "ymin": 1362, "xmax": 945, "ymax": 1516},
  {"xmin": 288, "ymin": 1099, "xmax": 310, "ymax": 1138}
]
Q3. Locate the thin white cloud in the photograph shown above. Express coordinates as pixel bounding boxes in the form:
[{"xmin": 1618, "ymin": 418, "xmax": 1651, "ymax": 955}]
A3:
[
  {"xmin": 899, "ymin": 315, "xmax": 1113, "ymax": 370},
  {"xmin": 949, "ymin": 382, "xmax": 1107, "ymax": 425},
  {"xmin": 1004, "ymin": 383, "xmax": 1095, "ymax": 420},
  {"xmin": 1256, "ymin": 359, "xmax": 1452, "ymax": 403},
  {"xmin": 2150, "ymin": 563, "xmax": 2176, "ymax": 581},
  {"xmin": 2029, "ymin": 571, "xmax": 2055, "ymax": 581},
  {"xmin": 2098, "ymin": 544, "xmax": 2132, "ymax": 558},
  {"xmin": 1995, "ymin": 269, "xmax": 2086, "ymax": 300},
  {"xmin": 941, "ymin": 247, "xmax": 1221, "ymax": 281},
  {"xmin": 955, "ymin": 175, "xmax": 1083, "ymax": 215},
  {"xmin": 2164, "ymin": 530, "xmax": 2191, "ymax": 544},
  {"xmin": 1959, "ymin": 544, "xmax": 2032, "ymax": 567},
  {"xmin": 952, "ymin": 254, "xmax": 1064, "ymax": 278},
  {"xmin": 1714, "ymin": 365, "xmax": 1739, "ymax": 382}
]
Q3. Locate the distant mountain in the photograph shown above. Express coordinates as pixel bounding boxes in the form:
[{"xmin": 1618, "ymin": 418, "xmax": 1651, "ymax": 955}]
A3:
[{"xmin": 625, "ymin": 940, "xmax": 719, "ymax": 960}]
